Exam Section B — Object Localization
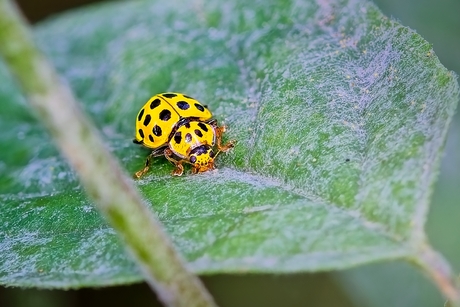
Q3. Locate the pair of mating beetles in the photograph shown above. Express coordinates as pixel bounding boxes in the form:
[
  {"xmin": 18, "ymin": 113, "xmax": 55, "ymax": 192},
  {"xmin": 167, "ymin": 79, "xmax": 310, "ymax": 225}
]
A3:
[{"xmin": 133, "ymin": 92, "xmax": 234, "ymax": 177}]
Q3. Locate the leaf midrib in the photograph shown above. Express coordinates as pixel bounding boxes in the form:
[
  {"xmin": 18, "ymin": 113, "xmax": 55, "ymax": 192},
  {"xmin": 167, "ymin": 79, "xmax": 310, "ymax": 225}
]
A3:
[{"xmin": 0, "ymin": 167, "xmax": 404, "ymax": 246}]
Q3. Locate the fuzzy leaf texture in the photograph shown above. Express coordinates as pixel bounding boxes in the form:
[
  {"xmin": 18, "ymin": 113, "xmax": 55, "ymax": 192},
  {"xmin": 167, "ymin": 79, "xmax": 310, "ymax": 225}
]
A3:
[{"xmin": 0, "ymin": 0, "xmax": 458, "ymax": 288}]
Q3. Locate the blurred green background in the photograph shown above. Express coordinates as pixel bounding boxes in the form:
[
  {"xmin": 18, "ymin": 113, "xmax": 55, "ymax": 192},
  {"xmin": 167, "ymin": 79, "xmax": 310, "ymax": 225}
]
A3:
[{"xmin": 0, "ymin": 0, "xmax": 458, "ymax": 306}]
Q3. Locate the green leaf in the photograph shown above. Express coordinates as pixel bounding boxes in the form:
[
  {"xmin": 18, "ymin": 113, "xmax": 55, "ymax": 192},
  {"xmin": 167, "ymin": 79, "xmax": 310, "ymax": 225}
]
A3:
[
  {"xmin": 0, "ymin": 0, "xmax": 458, "ymax": 288},
  {"xmin": 336, "ymin": 108, "xmax": 460, "ymax": 307}
]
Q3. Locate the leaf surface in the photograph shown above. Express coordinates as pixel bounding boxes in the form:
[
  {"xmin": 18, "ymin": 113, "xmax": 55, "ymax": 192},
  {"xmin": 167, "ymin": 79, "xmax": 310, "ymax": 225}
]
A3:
[{"xmin": 0, "ymin": 0, "xmax": 458, "ymax": 287}]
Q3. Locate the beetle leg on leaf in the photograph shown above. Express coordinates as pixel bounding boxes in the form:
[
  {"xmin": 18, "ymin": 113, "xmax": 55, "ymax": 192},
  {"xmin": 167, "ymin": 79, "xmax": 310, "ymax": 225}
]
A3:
[
  {"xmin": 164, "ymin": 148, "xmax": 187, "ymax": 176},
  {"xmin": 133, "ymin": 148, "xmax": 164, "ymax": 179},
  {"xmin": 134, "ymin": 152, "xmax": 154, "ymax": 179},
  {"xmin": 215, "ymin": 125, "xmax": 235, "ymax": 153}
]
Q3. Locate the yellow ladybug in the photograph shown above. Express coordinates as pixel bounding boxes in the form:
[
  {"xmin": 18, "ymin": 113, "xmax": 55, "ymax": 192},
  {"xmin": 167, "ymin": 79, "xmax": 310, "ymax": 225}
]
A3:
[{"xmin": 133, "ymin": 92, "xmax": 234, "ymax": 177}]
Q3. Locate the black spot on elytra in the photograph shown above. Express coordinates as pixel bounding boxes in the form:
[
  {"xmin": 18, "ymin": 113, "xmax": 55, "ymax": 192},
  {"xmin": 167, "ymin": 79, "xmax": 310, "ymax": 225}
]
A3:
[
  {"xmin": 176, "ymin": 101, "xmax": 190, "ymax": 110},
  {"xmin": 137, "ymin": 109, "xmax": 145, "ymax": 121},
  {"xmin": 150, "ymin": 98, "xmax": 161, "ymax": 109},
  {"xmin": 174, "ymin": 132, "xmax": 182, "ymax": 144},
  {"xmin": 190, "ymin": 156, "xmax": 197, "ymax": 163},
  {"xmin": 194, "ymin": 129, "xmax": 203, "ymax": 137},
  {"xmin": 194, "ymin": 103, "xmax": 205, "ymax": 112},
  {"xmin": 153, "ymin": 125, "xmax": 162, "ymax": 136},
  {"xmin": 148, "ymin": 135, "xmax": 154, "ymax": 142},
  {"xmin": 143, "ymin": 114, "xmax": 151, "ymax": 126},
  {"xmin": 159, "ymin": 109, "xmax": 171, "ymax": 121},
  {"xmin": 190, "ymin": 145, "xmax": 208, "ymax": 156},
  {"xmin": 183, "ymin": 94, "xmax": 194, "ymax": 99},
  {"xmin": 209, "ymin": 150, "xmax": 215, "ymax": 158},
  {"xmin": 163, "ymin": 93, "xmax": 177, "ymax": 98},
  {"xmin": 184, "ymin": 122, "xmax": 191, "ymax": 128},
  {"xmin": 197, "ymin": 122, "xmax": 208, "ymax": 132},
  {"xmin": 185, "ymin": 133, "xmax": 192, "ymax": 142},
  {"xmin": 138, "ymin": 129, "xmax": 144, "ymax": 138}
]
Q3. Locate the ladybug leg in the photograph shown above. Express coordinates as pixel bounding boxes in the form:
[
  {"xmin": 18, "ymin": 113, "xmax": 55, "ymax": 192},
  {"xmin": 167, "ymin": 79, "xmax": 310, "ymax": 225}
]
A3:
[
  {"xmin": 134, "ymin": 151, "xmax": 155, "ymax": 179},
  {"xmin": 133, "ymin": 148, "xmax": 165, "ymax": 179},
  {"xmin": 207, "ymin": 119, "xmax": 217, "ymax": 126},
  {"xmin": 215, "ymin": 125, "xmax": 235, "ymax": 153},
  {"xmin": 164, "ymin": 148, "xmax": 186, "ymax": 176}
]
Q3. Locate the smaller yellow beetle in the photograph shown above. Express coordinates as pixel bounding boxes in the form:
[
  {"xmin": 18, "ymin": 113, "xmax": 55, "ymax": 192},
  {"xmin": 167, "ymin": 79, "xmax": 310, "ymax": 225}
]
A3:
[{"xmin": 133, "ymin": 92, "xmax": 234, "ymax": 177}]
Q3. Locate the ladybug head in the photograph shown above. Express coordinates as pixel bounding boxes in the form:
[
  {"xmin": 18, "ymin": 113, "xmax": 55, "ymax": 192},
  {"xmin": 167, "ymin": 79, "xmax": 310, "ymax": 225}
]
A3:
[{"xmin": 189, "ymin": 145, "xmax": 216, "ymax": 174}]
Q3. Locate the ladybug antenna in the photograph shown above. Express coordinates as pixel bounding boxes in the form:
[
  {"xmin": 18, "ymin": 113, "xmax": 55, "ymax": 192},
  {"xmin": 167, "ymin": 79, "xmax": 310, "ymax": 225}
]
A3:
[{"xmin": 212, "ymin": 149, "xmax": 222, "ymax": 160}]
